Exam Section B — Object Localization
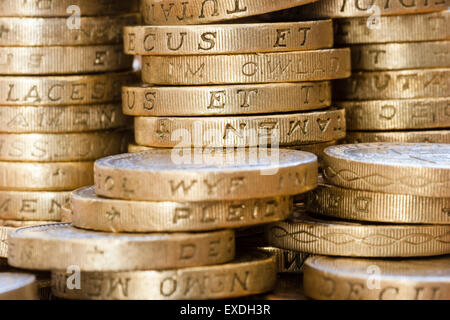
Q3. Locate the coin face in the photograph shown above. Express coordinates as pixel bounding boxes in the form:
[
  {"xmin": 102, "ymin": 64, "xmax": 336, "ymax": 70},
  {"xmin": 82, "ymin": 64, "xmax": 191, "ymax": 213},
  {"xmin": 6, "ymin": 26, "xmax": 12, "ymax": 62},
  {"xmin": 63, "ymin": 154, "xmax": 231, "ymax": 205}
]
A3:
[{"xmin": 326, "ymin": 143, "xmax": 450, "ymax": 169}]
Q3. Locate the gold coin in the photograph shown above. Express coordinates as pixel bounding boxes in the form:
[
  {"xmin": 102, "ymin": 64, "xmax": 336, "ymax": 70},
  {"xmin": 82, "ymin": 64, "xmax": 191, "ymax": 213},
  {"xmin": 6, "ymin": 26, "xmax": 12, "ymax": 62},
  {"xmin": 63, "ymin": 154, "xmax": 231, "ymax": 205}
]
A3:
[
  {"xmin": 304, "ymin": 255, "xmax": 450, "ymax": 300},
  {"xmin": 0, "ymin": 46, "xmax": 132, "ymax": 75},
  {"xmin": 141, "ymin": 49, "xmax": 351, "ymax": 85},
  {"xmin": 334, "ymin": 68, "xmax": 450, "ymax": 100},
  {"xmin": 141, "ymin": 0, "xmax": 318, "ymax": 25},
  {"xmin": 0, "ymin": 190, "xmax": 70, "ymax": 221},
  {"xmin": 306, "ymin": 184, "xmax": 450, "ymax": 224},
  {"xmin": 122, "ymin": 81, "xmax": 331, "ymax": 116},
  {"xmin": 0, "ymin": 104, "xmax": 128, "ymax": 133},
  {"xmin": 266, "ymin": 208, "xmax": 450, "ymax": 257},
  {"xmin": 296, "ymin": 0, "xmax": 448, "ymax": 18},
  {"xmin": 351, "ymin": 41, "xmax": 450, "ymax": 71},
  {"xmin": 51, "ymin": 249, "xmax": 275, "ymax": 300},
  {"xmin": 0, "ymin": 15, "xmax": 138, "ymax": 46},
  {"xmin": 335, "ymin": 11, "xmax": 450, "ymax": 44},
  {"xmin": 323, "ymin": 143, "xmax": 450, "ymax": 197},
  {"xmin": 94, "ymin": 149, "xmax": 318, "ymax": 201},
  {"xmin": 0, "ymin": 273, "xmax": 37, "ymax": 300},
  {"xmin": 341, "ymin": 97, "xmax": 450, "ymax": 130},
  {"xmin": 71, "ymin": 186, "xmax": 292, "ymax": 232},
  {"xmin": 253, "ymin": 274, "xmax": 307, "ymax": 300},
  {"xmin": 0, "ymin": 161, "xmax": 93, "ymax": 191},
  {"xmin": 60, "ymin": 206, "xmax": 72, "ymax": 223},
  {"xmin": 134, "ymin": 108, "xmax": 346, "ymax": 148},
  {"xmin": 8, "ymin": 223, "xmax": 235, "ymax": 272},
  {"xmin": 259, "ymin": 247, "xmax": 310, "ymax": 274},
  {"xmin": 345, "ymin": 130, "xmax": 450, "ymax": 144},
  {"xmin": 0, "ymin": 71, "xmax": 137, "ymax": 106},
  {"xmin": 0, "ymin": 0, "xmax": 138, "ymax": 17},
  {"xmin": 124, "ymin": 20, "xmax": 333, "ymax": 55},
  {"xmin": 0, "ymin": 226, "xmax": 11, "ymax": 258},
  {"xmin": 0, "ymin": 130, "xmax": 129, "ymax": 162}
]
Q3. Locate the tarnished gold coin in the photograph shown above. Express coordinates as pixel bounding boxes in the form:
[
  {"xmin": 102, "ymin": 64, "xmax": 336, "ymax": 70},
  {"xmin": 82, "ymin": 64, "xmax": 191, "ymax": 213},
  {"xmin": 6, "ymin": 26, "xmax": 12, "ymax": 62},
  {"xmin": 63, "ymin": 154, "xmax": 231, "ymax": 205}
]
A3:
[
  {"xmin": 259, "ymin": 247, "xmax": 310, "ymax": 274},
  {"xmin": 342, "ymin": 97, "xmax": 450, "ymax": 130},
  {"xmin": 0, "ymin": 190, "xmax": 70, "ymax": 221},
  {"xmin": 323, "ymin": 143, "xmax": 450, "ymax": 197},
  {"xmin": 0, "ymin": 46, "xmax": 132, "ymax": 75},
  {"xmin": 345, "ymin": 130, "xmax": 450, "ymax": 144},
  {"xmin": 141, "ymin": 0, "xmax": 318, "ymax": 25},
  {"xmin": 71, "ymin": 186, "xmax": 292, "ymax": 232},
  {"xmin": 304, "ymin": 255, "xmax": 450, "ymax": 300},
  {"xmin": 296, "ymin": 0, "xmax": 448, "ymax": 18},
  {"xmin": 8, "ymin": 223, "xmax": 235, "ymax": 272},
  {"xmin": 334, "ymin": 68, "xmax": 450, "ymax": 100},
  {"xmin": 142, "ymin": 49, "xmax": 351, "ymax": 85},
  {"xmin": 51, "ymin": 250, "xmax": 275, "ymax": 300},
  {"xmin": 351, "ymin": 41, "xmax": 450, "ymax": 71},
  {"xmin": 95, "ymin": 149, "xmax": 318, "ymax": 201},
  {"xmin": 0, "ymin": 226, "xmax": 11, "ymax": 258},
  {"xmin": 0, "ymin": 104, "xmax": 128, "ymax": 133},
  {"xmin": 0, "ymin": 71, "xmax": 137, "ymax": 106},
  {"xmin": 306, "ymin": 184, "xmax": 450, "ymax": 224},
  {"xmin": 266, "ymin": 208, "xmax": 450, "ymax": 257},
  {"xmin": 122, "ymin": 82, "xmax": 331, "ymax": 116},
  {"xmin": 0, "ymin": 131, "xmax": 129, "ymax": 162},
  {"xmin": 134, "ymin": 108, "xmax": 345, "ymax": 148},
  {"xmin": 0, "ymin": 273, "xmax": 37, "ymax": 300},
  {"xmin": 0, "ymin": 0, "xmax": 138, "ymax": 17},
  {"xmin": 124, "ymin": 21, "xmax": 333, "ymax": 55},
  {"xmin": 334, "ymin": 11, "xmax": 450, "ymax": 44},
  {"xmin": 0, "ymin": 15, "xmax": 138, "ymax": 46},
  {"xmin": 0, "ymin": 161, "xmax": 93, "ymax": 191}
]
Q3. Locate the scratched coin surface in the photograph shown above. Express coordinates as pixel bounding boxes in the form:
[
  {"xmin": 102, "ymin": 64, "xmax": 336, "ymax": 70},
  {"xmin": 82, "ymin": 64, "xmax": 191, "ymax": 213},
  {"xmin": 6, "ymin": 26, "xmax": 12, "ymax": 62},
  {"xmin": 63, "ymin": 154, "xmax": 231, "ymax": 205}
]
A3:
[
  {"xmin": 141, "ymin": 0, "xmax": 319, "ymax": 25},
  {"xmin": 94, "ymin": 149, "xmax": 318, "ymax": 201},
  {"xmin": 322, "ymin": 143, "xmax": 450, "ymax": 197},
  {"xmin": 7, "ymin": 223, "xmax": 235, "ymax": 271},
  {"xmin": 51, "ymin": 250, "xmax": 276, "ymax": 300},
  {"xmin": 0, "ymin": 273, "xmax": 37, "ymax": 300},
  {"xmin": 265, "ymin": 206, "xmax": 450, "ymax": 257},
  {"xmin": 304, "ymin": 255, "xmax": 450, "ymax": 300},
  {"xmin": 71, "ymin": 186, "xmax": 292, "ymax": 232}
]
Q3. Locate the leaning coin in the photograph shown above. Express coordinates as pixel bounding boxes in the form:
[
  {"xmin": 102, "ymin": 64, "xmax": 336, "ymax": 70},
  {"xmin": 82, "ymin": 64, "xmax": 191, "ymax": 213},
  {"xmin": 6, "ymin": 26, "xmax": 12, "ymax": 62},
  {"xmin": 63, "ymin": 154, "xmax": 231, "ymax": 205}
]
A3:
[
  {"xmin": 94, "ymin": 149, "xmax": 318, "ymax": 201},
  {"xmin": 71, "ymin": 186, "xmax": 292, "ymax": 232},
  {"xmin": 8, "ymin": 223, "xmax": 235, "ymax": 272},
  {"xmin": 344, "ymin": 130, "xmax": 450, "ymax": 144},
  {"xmin": 306, "ymin": 184, "xmax": 450, "ymax": 224},
  {"xmin": 304, "ymin": 255, "xmax": 450, "ymax": 300},
  {"xmin": 141, "ymin": 0, "xmax": 318, "ymax": 25},
  {"xmin": 51, "ymin": 249, "xmax": 275, "ymax": 300},
  {"xmin": 322, "ymin": 143, "xmax": 450, "ymax": 197},
  {"xmin": 266, "ymin": 209, "xmax": 450, "ymax": 257}
]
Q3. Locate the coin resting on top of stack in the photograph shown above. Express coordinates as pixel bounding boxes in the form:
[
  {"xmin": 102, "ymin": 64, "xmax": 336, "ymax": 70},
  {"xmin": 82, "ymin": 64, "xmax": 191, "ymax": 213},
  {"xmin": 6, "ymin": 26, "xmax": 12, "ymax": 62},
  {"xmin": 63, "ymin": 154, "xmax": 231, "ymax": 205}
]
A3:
[
  {"xmin": 265, "ymin": 143, "xmax": 450, "ymax": 300},
  {"xmin": 0, "ymin": 0, "xmax": 139, "ymax": 299}
]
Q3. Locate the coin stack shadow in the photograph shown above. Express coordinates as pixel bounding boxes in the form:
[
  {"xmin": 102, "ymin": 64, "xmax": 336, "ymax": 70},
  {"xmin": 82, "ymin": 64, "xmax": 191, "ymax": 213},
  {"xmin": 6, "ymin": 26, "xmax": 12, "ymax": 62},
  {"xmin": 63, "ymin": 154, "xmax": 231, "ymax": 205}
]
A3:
[
  {"xmin": 0, "ymin": 1, "xmax": 138, "ymax": 299},
  {"xmin": 265, "ymin": 143, "xmax": 450, "ymax": 300},
  {"xmin": 331, "ymin": 9, "xmax": 450, "ymax": 143}
]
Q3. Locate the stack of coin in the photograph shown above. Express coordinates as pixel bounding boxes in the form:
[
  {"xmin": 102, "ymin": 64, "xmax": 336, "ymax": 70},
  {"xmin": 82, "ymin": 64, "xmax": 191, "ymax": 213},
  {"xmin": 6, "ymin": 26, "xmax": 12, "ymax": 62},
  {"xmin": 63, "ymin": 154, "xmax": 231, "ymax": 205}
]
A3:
[
  {"xmin": 0, "ymin": 0, "xmax": 139, "ymax": 260},
  {"xmin": 292, "ymin": 0, "xmax": 449, "ymax": 143},
  {"xmin": 265, "ymin": 143, "xmax": 450, "ymax": 299},
  {"xmin": 122, "ymin": 0, "xmax": 350, "ymax": 162},
  {"xmin": 6, "ymin": 148, "xmax": 319, "ymax": 299}
]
